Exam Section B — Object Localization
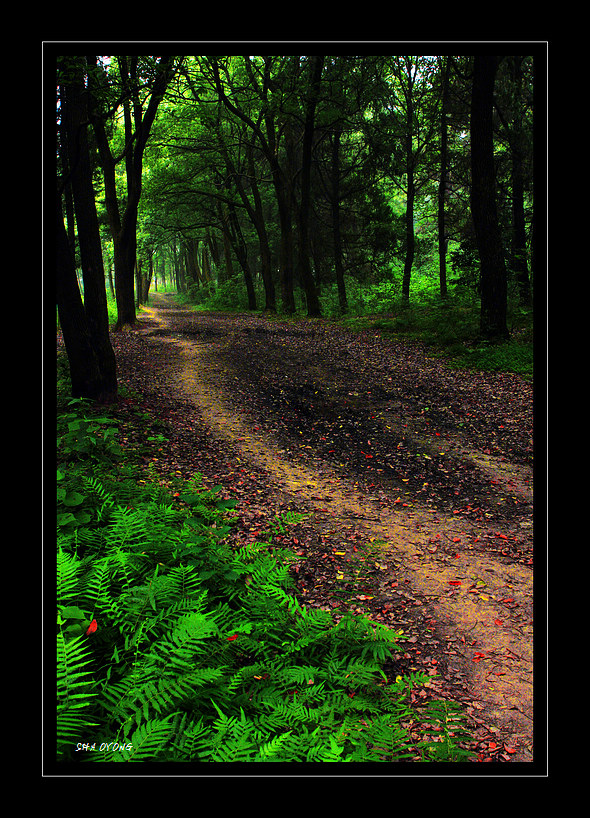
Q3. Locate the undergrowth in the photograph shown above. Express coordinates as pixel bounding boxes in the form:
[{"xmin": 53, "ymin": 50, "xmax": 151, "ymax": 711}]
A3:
[{"xmin": 55, "ymin": 378, "xmax": 474, "ymax": 764}]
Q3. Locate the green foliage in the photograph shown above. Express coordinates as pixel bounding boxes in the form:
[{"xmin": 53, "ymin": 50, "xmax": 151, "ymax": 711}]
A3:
[
  {"xmin": 56, "ymin": 396, "xmax": 474, "ymax": 763},
  {"xmin": 449, "ymin": 338, "xmax": 533, "ymax": 377}
]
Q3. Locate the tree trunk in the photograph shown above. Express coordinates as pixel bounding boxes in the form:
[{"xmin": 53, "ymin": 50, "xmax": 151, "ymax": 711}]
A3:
[
  {"xmin": 330, "ymin": 124, "xmax": 348, "ymax": 314},
  {"xmin": 470, "ymin": 55, "xmax": 509, "ymax": 341},
  {"xmin": 217, "ymin": 203, "xmax": 234, "ymax": 284},
  {"xmin": 89, "ymin": 55, "xmax": 175, "ymax": 330},
  {"xmin": 246, "ymin": 146, "xmax": 276, "ymax": 312},
  {"xmin": 114, "ymin": 219, "xmax": 138, "ymax": 326},
  {"xmin": 61, "ymin": 61, "xmax": 117, "ymax": 399},
  {"xmin": 402, "ymin": 172, "xmax": 415, "ymax": 301},
  {"xmin": 297, "ymin": 56, "xmax": 324, "ymax": 317},
  {"xmin": 402, "ymin": 92, "xmax": 415, "ymax": 302},
  {"xmin": 437, "ymin": 56, "xmax": 450, "ymax": 299},
  {"xmin": 228, "ymin": 204, "xmax": 256, "ymax": 310},
  {"xmin": 275, "ymin": 179, "xmax": 295, "ymax": 314},
  {"xmin": 56, "ymin": 190, "xmax": 105, "ymax": 400},
  {"xmin": 509, "ymin": 56, "xmax": 532, "ymax": 306}
]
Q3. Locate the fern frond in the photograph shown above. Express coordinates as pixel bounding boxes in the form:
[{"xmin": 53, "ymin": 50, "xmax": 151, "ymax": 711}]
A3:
[
  {"xmin": 83, "ymin": 557, "xmax": 112, "ymax": 606},
  {"xmin": 82, "ymin": 475, "xmax": 115, "ymax": 522},
  {"xmin": 357, "ymin": 714, "xmax": 416, "ymax": 761},
  {"xmin": 56, "ymin": 712, "xmax": 99, "ymax": 755},
  {"xmin": 106, "ymin": 507, "xmax": 149, "ymax": 551},
  {"xmin": 106, "ymin": 716, "xmax": 176, "ymax": 761},
  {"xmin": 256, "ymin": 730, "xmax": 294, "ymax": 760},
  {"xmin": 154, "ymin": 563, "xmax": 203, "ymax": 604},
  {"xmin": 127, "ymin": 668, "xmax": 227, "ymax": 730},
  {"xmin": 140, "ymin": 594, "xmax": 208, "ymax": 641},
  {"xmin": 304, "ymin": 732, "xmax": 345, "ymax": 762},
  {"xmin": 199, "ymin": 706, "xmax": 263, "ymax": 762},
  {"xmin": 164, "ymin": 612, "xmax": 220, "ymax": 670},
  {"xmin": 56, "ymin": 632, "xmax": 97, "ymax": 706},
  {"xmin": 57, "ymin": 548, "xmax": 82, "ymax": 603},
  {"xmin": 169, "ymin": 715, "xmax": 210, "ymax": 760},
  {"xmin": 57, "ymin": 631, "xmax": 98, "ymax": 755}
]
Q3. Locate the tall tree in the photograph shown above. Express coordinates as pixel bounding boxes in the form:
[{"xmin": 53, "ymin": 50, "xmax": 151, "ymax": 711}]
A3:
[
  {"xmin": 387, "ymin": 56, "xmax": 439, "ymax": 301},
  {"xmin": 88, "ymin": 55, "xmax": 177, "ymax": 329},
  {"xmin": 56, "ymin": 188, "xmax": 105, "ymax": 400},
  {"xmin": 296, "ymin": 55, "xmax": 324, "ymax": 317},
  {"xmin": 506, "ymin": 56, "xmax": 532, "ymax": 306},
  {"xmin": 330, "ymin": 120, "xmax": 348, "ymax": 313},
  {"xmin": 437, "ymin": 56, "xmax": 451, "ymax": 299},
  {"xmin": 57, "ymin": 56, "xmax": 117, "ymax": 401},
  {"xmin": 61, "ymin": 60, "xmax": 117, "ymax": 397},
  {"xmin": 210, "ymin": 56, "xmax": 309, "ymax": 313},
  {"xmin": 470, "ymin": 55, "xmax": 509, "ymax": 341}
]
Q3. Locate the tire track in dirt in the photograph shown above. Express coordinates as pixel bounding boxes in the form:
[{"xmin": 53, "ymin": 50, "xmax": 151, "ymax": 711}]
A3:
[{"xmin": 137, "ymin": 295, "xmax": 535, "ymax": 764}]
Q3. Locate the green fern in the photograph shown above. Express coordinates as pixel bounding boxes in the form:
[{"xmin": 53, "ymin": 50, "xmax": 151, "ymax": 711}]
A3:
[
  {"xmin": 56, "ymin": 400, "xmax": 475, "ymax": 763},
  {"xmin": 57, "ymin": 548, "xmax": 82, "ymax": 603},
  {"xmin": 56, "ymin": 631, "xmax": 98, "ymax": 756},
  {"xmin": 106, "ymin": 507, "xmax": 149, "ymax": 551},
  {"xmin": 101, "ymin": 716, "xmax": 176, "ymax": 762}
]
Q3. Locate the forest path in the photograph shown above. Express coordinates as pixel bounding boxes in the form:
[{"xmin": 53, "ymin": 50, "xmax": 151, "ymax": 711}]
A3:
[{"xmin": 120, "ymin": 292, "xmax": 535, "ymax": 764}]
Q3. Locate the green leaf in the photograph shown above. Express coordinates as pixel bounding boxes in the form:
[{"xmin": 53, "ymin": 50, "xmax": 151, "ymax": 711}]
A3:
[
  {"xmin": 63, "ymin": 491, "xmax": 86, "ymax": 507},
  {"xmin": 60, "ymin": 606, "xmax": 87, "ymax": 620},
  {"xmin": 57, "ymin": 512, "xmax": 77, "ymax": 528}
]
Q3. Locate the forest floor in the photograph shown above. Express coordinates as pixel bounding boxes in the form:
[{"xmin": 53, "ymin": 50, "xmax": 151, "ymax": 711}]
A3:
[{"xmin": 107, "ymin": 291, "xmax": 537, "ymax": 764}]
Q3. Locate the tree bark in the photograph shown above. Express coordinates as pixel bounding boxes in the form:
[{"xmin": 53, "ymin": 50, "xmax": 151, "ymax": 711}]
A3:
[{"xmin": 470, "ymin": 55, "xmax": 509, "ymax": 341}]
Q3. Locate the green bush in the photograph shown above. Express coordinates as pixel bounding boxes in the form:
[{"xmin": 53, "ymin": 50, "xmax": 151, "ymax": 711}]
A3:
[{"xmin": 56, "ymin": 395, "xmax": 474, "ymax": 763}]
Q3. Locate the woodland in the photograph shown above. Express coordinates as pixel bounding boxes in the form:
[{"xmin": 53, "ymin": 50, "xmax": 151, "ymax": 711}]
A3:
[{"xmin": 54, "ymin": 52, "xmax": 541, "ymax": 768}]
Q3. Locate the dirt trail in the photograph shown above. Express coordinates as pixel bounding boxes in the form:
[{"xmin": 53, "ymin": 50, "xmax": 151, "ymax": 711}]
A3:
[{"xmin": 132, "ymin": 293, "xmax": 535, "ymax": 763}]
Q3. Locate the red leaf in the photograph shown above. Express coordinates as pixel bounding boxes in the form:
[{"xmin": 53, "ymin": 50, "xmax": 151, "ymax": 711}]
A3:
[
  {"xmin": 85, "ymin": 619, "xmax": 98, "ymax": 635},
  {"xmin": 494, "ymin": 619, "xmax": 503, "ymax": 626},
  {"xmin": 448, "ymin": 580, "xmax": 461, "ymax": 586},
  {"xmin": 226, "ymin": 634, "xmax": 239, "ymax": 641}
]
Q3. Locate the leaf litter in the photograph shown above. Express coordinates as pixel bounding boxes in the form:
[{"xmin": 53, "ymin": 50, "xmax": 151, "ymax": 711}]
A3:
[{"xmin": 99, "ymin": 293, "xmax": 535, "ymax": 764}]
